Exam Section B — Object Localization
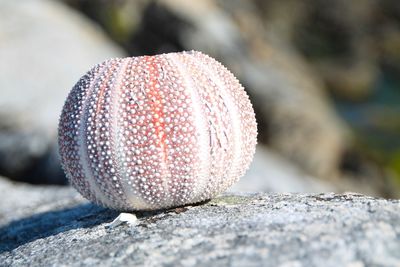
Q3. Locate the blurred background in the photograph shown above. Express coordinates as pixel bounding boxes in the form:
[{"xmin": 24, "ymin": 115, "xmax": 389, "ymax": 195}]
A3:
[{"xmin": 1, "ymin": 0, "xmax": 400, "ymax": 198}]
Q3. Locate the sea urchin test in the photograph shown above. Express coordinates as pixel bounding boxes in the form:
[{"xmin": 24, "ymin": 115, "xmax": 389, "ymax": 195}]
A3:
[{"xmin": 58, "ymin": 51, "xmax": 257, "ymax": 210}]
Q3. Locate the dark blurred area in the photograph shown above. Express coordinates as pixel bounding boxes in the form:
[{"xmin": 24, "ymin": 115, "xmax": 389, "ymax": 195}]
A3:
[{"xmin": 1, "ymin": 0, "xmax": 400, "ymax": 198}]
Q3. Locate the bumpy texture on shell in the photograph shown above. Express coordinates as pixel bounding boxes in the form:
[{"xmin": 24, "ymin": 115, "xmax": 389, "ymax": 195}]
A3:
[{"xmin": 58, "ymin": 51, "xmax": 257, "ymax": 210}]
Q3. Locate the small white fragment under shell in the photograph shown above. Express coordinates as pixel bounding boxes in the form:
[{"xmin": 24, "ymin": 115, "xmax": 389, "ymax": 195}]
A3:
[{"xmin": 107, "ymin": 213, "xmax": 138, "ymax": 228}]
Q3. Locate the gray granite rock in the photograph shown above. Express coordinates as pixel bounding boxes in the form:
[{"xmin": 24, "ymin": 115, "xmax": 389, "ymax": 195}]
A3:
[
  {"xmin": 0, "ymin": 177, "xmax": 81, "ymax": 225},
  {"xmin": 1, "ymin": 181, "xmax": 399, "ymax": 267},
  {"xmin": 0, "ymin": 0, "xmax": 125, "ymax": 184}
]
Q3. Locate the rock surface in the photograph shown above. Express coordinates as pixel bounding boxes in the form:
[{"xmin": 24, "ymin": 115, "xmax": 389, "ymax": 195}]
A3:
[
  {"xmin": 1, "ymin": 179, "xmax": 399, "ymax": 267},
  {"xmin": 0, "ymin": 0, "xmax": 125, "ymax": 184},
  {"xmin": 0, "ymin": 177, "xmax": 78, "ymax": 224}
]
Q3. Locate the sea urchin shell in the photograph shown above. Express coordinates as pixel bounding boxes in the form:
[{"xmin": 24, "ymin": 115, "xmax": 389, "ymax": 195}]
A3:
[{"xmin": 58, "ymin": 51, "xmax": 257, "ymax": 211}]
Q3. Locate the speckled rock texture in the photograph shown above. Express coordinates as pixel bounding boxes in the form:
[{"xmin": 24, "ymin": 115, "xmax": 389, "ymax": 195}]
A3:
[{"xmin": 1, "ymin": 181, "xmax": 399, "ymax": 267}]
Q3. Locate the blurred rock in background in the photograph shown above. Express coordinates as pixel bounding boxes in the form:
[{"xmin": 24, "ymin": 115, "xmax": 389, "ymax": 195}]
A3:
[
  {"xmin": 230, "ymin": 146, "xmax": 335, "ymax": 193},
  {"xmin": 64, "ymin": 0, "xmax": 348, "ymax": 179},
  {"xmin": 0, "ymin": 0, "xmax": 125, "ymax": 184},
  {"xmin": 63, "ymin": 0, "xmax": 396, "ymax": 196},
  {"xmin": 1, "ymin": 0, "xmax": 399, "ymax": 197},
  {"xmin": 254, "ymin": 0, "xmax": 400, "ymax": 194}
]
